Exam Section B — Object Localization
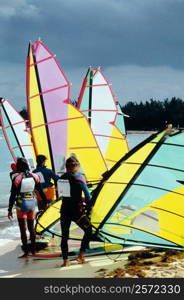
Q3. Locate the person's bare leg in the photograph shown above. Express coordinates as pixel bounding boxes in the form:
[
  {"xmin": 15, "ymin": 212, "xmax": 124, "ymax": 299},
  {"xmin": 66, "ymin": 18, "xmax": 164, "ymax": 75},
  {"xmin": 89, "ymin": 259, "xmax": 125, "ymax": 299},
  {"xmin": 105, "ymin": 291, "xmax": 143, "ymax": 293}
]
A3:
[
  {"xmin": 27, "ymin": 219, "xmax": 36, "ymax": 254},
  {"xmin": 77, "ymin": 220, "xmax": 92, "ymax": 264},
  {"xmin": 18, "ymin": 218, "xmax": 29, "ymax": 257},
  {"xmin": 77, "ymin": 251, "xmax": 86, "ymax": 264},
  {"xmin": 61, "ymin": 259, "xmax": 70, "ymax": 267}
]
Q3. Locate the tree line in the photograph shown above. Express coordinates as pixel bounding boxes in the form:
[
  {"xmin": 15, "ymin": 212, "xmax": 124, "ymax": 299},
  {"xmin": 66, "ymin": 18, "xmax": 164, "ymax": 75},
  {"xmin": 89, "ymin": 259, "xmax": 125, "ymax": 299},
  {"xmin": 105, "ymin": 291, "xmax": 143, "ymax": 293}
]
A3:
[{"xmin": 121, "ymin": 97, "xmax": 184, "ymax": 131}]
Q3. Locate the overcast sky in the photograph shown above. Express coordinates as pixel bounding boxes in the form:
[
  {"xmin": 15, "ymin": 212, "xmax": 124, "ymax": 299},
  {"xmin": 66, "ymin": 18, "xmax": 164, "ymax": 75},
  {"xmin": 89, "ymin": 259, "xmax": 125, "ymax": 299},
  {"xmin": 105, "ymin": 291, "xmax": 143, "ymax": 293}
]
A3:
[{"xmin": 1, "ymin": 0, "xmax": 184, "ymax": 109}]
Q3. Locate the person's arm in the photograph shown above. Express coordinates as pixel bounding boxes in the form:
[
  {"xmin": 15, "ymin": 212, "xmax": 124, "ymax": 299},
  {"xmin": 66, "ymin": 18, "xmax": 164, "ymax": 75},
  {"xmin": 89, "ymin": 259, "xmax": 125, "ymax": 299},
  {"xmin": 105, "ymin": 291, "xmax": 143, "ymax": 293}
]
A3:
[
  {"xmin": 79, "ymin": 181, "xmax": 91, "ymax": 203},
  {"xmin": 35, "ymin": 182, "xmax": 48, "ymax": 203},
  {"xmin": 49, "ymin": 170, "xmax": 60, "ymax": 183},
  {"xmin": 8, "ymin": 183, "xmax": 18, "ymax": 219}
]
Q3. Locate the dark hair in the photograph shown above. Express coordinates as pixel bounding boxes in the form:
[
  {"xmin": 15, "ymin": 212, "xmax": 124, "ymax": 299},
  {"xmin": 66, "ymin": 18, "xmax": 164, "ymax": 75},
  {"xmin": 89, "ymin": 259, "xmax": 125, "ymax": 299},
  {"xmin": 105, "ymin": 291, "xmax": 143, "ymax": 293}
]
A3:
[
  {"xmin": 16, "ymin": 157, "xmax": 30, "ymax": 172},
  {"xmin": 36, "ymin": 154, "xmax": 47, "ymax": 166},
  {"xmin": 66, "ymin": 156, "xmax": 80, "ymax": 172}
]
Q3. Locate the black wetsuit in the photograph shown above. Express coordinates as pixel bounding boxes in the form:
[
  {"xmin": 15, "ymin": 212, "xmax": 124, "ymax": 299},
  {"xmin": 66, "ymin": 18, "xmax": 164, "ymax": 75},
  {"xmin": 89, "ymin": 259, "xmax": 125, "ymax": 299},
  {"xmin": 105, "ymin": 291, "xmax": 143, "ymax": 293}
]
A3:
[{"xmin": 60, "ymin": 172, "xmax": 92, "ymax": 259}]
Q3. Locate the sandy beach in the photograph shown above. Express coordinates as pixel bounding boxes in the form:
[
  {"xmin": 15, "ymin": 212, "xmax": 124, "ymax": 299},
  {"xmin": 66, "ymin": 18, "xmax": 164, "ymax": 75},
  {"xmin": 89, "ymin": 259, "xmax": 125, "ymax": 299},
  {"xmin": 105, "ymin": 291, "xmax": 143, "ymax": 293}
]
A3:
[
  {"xmin": 1, "ymin": 238, "xmax": 184, "ymax": 278},
  {"xmin": 0, "ymin": 239, "xmax": 131, "ymax": 278}
]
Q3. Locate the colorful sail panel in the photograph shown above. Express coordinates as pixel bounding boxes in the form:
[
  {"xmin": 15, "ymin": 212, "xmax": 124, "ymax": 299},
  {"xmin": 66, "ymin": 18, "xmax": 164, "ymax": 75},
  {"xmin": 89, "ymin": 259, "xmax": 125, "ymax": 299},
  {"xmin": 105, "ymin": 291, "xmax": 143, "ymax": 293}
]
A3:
[
  {"xmin": 36, "ymin": 200, "xmax": 61, "ymax": 235},
  {"xmin": 27, "ymin": 41, "xmax": 107, "ymax": 182},
  {"xmin": 91, "ymin": 129, "xmax": 184, "ymax": 249},
  {"xmin": 67, "ymin": 104, "xmax": 107, "ymax": 182},
  {"xmin": 26, "ymin": 41, "xmax": 69, "ymax": 172},
  {"xmin": 36, "ymin": 200, "xmax": 83, "ymax": 239},
  {"xmin": 115, "ymin": 102, "xmax": 126, "ymax": 135},
  {"xmin": 78, "ymin": 68, "xmax": 129, "ymax": 169},
  {"xmin": 0, "ymin": 98, "xmax": 35, "ymax": 169}
]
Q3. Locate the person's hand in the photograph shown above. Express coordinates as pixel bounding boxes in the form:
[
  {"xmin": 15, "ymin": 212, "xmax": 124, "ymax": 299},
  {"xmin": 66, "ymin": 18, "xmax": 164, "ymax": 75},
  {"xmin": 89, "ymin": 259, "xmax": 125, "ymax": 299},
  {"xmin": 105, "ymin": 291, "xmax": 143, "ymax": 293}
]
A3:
[
  {"xmin": 8, "ymin": 211, "xmax": 13, "ymax": 220},
  {"xmin": 42, "ymin": 201, "xmax": 50, "ymax": 211}
]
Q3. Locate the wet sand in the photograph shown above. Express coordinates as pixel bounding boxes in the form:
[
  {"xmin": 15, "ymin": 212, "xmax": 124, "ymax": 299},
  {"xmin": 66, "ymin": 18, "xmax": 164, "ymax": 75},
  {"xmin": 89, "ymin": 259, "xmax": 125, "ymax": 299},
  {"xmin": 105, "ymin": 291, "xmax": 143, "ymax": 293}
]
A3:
[{"xmin": 0, "ymin": 239, "xmax": 132, "ymax": 278}]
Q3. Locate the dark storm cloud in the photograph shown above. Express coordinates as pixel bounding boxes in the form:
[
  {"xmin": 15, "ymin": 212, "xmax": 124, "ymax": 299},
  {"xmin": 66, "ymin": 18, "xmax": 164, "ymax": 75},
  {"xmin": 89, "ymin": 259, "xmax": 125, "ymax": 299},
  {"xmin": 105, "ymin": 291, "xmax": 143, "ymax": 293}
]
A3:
[
  {"xmin": 1, "ymin": 0, "xmax": 184, "ymax": 108},
  {"xmin": 1, "ymin": 0, "xmax": 184, "ymax": 69}
]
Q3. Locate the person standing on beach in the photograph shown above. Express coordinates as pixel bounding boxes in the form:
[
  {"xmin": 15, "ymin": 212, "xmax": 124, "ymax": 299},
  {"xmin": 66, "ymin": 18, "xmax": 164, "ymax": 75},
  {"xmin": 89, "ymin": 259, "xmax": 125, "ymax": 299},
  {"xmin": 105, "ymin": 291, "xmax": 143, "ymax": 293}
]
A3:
[
  {"xmin": 33, "ymin": 155, "xmax": 60, "ymax": 210},
  {"xmin": 7, "ymin": 157, "xmax": 48, "ymax": 257},
  {"xmin": 59, "ymin": 156, "xmax": 93, "ymax": 267}
]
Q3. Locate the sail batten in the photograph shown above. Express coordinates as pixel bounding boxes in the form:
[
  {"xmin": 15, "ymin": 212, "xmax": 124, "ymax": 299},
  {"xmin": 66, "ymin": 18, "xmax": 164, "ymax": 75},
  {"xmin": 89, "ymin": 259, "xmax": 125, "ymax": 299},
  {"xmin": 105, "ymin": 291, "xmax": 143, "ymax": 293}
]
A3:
[{"xmin": 29, "ymin": 85, "xmax": 68, "ymax": 99}]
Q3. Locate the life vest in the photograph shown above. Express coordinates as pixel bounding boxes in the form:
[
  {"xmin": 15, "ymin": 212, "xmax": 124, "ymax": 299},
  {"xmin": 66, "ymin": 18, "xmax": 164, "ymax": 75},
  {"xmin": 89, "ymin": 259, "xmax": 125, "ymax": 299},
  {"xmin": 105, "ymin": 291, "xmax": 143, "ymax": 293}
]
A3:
[{"xmin": 14, "ymin": 172, "xmax": 40, "ymax": 200}]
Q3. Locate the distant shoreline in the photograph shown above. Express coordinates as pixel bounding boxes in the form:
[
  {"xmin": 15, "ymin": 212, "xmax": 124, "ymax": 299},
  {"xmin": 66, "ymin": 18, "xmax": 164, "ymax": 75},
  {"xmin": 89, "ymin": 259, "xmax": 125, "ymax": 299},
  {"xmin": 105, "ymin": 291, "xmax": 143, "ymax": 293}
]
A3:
[{"xmin": 127, "ymin": 130, "xmax": 156, "ymax": 134}]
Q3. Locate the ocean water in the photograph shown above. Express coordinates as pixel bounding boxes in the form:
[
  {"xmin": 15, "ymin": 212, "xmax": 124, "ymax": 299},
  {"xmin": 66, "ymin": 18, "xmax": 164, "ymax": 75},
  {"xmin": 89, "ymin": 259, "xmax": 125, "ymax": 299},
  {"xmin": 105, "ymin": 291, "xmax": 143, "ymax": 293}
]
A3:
[{"xmin": 0, "ymin": 130, "xmax": 151, "ymax": 247}]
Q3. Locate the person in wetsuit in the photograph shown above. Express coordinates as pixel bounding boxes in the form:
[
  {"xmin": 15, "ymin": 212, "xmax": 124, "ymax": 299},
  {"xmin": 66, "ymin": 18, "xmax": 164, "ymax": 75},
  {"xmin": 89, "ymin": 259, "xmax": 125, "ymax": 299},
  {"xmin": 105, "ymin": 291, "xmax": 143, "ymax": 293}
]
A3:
[
  {"xmin": 33, "ymin": 155, "xmax": 60, "ymax": 210},
  {"xmin": 60, "ymin": 156, "xmax": 93, "ymax": 267},
  {"xmin": 7, "ymin": 157, "xmax": 47, "ymax": 257}
]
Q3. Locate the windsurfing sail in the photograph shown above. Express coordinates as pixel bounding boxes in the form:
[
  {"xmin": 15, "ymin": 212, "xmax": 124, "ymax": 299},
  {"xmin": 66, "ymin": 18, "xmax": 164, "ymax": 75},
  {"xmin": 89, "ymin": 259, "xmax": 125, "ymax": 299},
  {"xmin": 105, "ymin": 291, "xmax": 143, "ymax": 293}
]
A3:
[
  {"xmin": 77, "ymin": 67, "xmax": 129, "ymax": 169},
  {"xmin": 26, "ymin": 41, "xmax": 107, "ymax": 183},
  {"xmin": 0, "ymin": 97, "xmax": 35, "ymax": 169},
  {"xmin": 90, "ymin": 128, "xmax": 184, "ymax": 250}
]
